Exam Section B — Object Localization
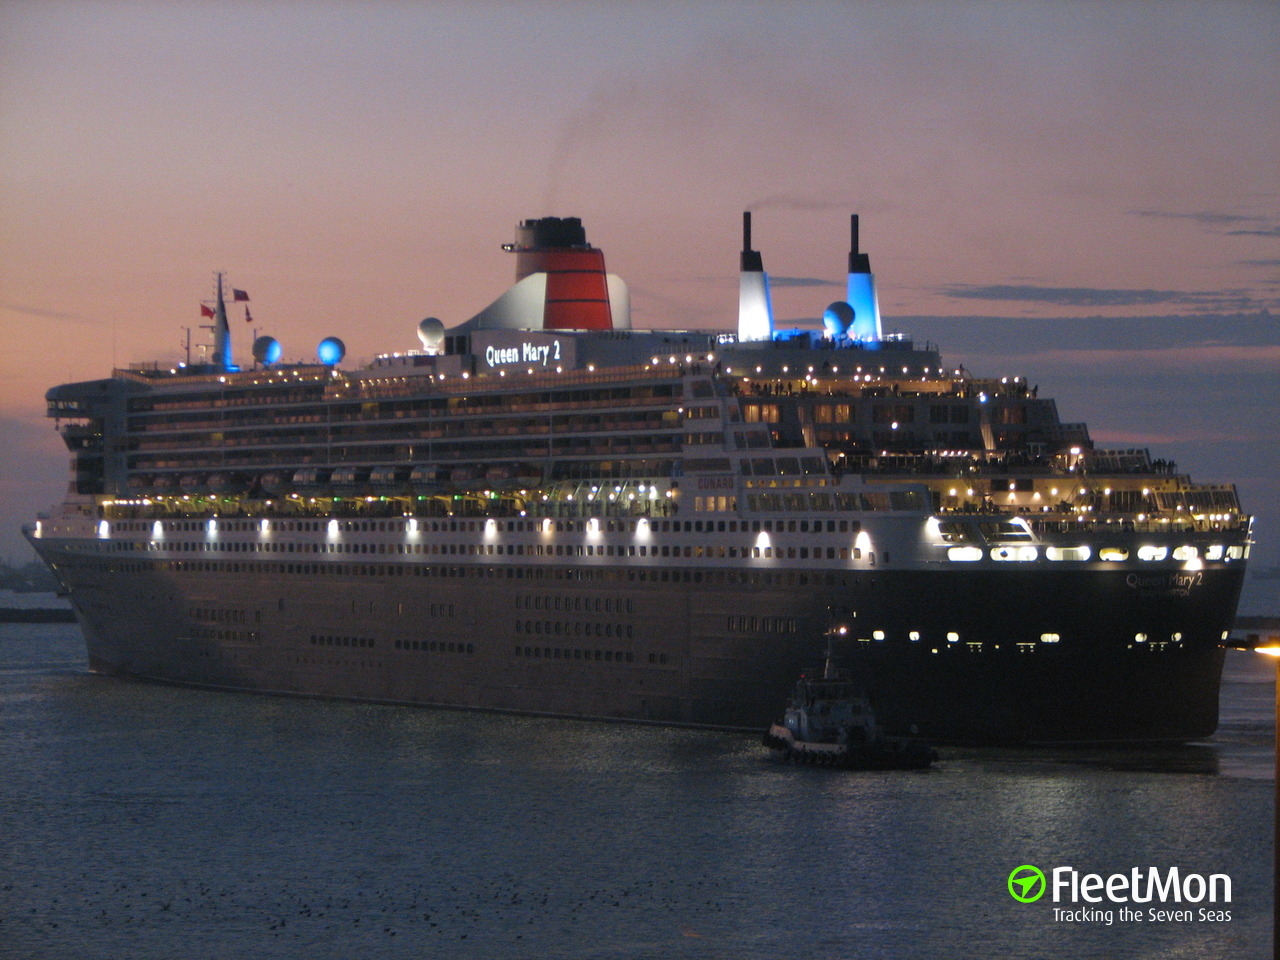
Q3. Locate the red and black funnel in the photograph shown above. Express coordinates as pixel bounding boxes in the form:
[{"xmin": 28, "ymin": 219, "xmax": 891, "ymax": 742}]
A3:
[{"xmin": 506, "ymin": 217, "xmax": 613, "ymax": 331}]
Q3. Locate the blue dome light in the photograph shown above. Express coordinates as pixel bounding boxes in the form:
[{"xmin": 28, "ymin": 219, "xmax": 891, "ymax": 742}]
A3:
[{"xmin": 317, "ymin": 337, "xmax": 346, "ymax": 365}]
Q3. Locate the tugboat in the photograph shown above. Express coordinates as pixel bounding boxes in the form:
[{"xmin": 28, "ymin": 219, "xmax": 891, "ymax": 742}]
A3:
[{"xmin": 763, "ymin": 626, "xmax": 937, "ymax": 770}]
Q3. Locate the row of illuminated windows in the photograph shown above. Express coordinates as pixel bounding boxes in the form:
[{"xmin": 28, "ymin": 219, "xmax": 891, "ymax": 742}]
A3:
[
  {"xmin": 130, "ymin": 384, "xmax": 327, "ymax": 414},
  {"xmin": 805, "ymin": 402, "xmax": 1012, "ymax": 428},
  {"xmin": 694, "ymin": 496, "xmax": 736, "ymax": 512},
  {"xmin": 683, "ymin": 432, "xmax": 725, "ymax": 445},
  {"xmin": 945, "ymin": 544, "xmax": 1246, "ymax": 563},
  {"xmin": 517, "ymin": 620, "xmax": 635, "ymax": 640},
  {"xmin": 825, "ymin": 631, "xmax": 1070, "ymax": 654},
  {"xmin": 175, "ymin": 541, "xmax": 859, "ymax": 562},
  {"xmin": 128, "ymin": 433, "xmax": 684, "ymax": 467},
  {"xmin": 842, "ymin": 632, "xmax": 1192, "ymax": 653},
  {"xmin": 113, "ymin": 535, "xmax": 873, "ymax": 564},
  {"xmin": 736, "ymin": 402, "xmax": 978, "ymax": 427},
  {"xmin": 120, "ymin": 539, "xmax": 735, "ymax": 559},
  {"xmin": 129, "ymin": 379, "xmax": 680, "ymax": 419},
  {"xmin": 109, "ymin": 515, "xmax": 868, "ymax": 537},
  {"xmin": 132, "ymin": 411, "xmax": 327, "ymax": 432},
  {"xmin": 128, "ymin": 401, "xmax": 680, "ymax": 441},
  {"xmin": 741, "ymin": 490, "xmax": 922, "ymax": 512},
  {"xmin": 741, "ymin": 403, "xmax": 781, "ymax": 424}
]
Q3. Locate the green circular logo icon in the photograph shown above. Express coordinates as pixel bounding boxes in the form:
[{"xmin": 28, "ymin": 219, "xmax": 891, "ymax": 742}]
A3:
[{"xmin": 1008, "ymin": 865, "xmax": 1047, "ymax": 902}]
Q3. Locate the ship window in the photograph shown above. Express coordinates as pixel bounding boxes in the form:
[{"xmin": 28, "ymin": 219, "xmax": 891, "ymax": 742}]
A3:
[
  {"xmin": 990, "ymin": 546, "xmax": 1037, "ymax": 562},
  {"xmin": 1046, "ymin": 546, "xmax": 1091, "ymax": 562}
]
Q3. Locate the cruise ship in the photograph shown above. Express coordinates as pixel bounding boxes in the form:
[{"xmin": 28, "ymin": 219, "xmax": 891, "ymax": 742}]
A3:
[{"xmin": 25, "ymin": 214, "xmax": 1252, "ymax": 743}]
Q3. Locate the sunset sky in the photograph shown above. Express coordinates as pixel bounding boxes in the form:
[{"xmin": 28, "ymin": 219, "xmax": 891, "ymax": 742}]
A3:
[{"xmin": 1, "ymin": 1, "xmax": 1277, "ymax": 564}]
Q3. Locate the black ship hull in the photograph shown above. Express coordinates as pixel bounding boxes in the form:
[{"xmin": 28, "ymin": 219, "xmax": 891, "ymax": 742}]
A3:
[{"xmin": 36, "ymin": 538, "xmax": 1245, "ymax": 744}]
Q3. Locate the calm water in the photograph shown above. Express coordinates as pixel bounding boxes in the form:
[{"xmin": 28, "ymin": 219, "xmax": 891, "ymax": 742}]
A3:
[{"xmin": 1, "ymin": 582, "xmax": 1276, "ymax": 959}]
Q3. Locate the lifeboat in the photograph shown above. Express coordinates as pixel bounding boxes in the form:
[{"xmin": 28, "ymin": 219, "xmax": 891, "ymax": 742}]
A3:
[
  {"xmin": 369, "ymin": 466, "xmax": 412, "ymax": 493},
  {"xmin": 258, "ymin": 471, "xmax": 292, "ymax": 495},
  {"xmin": 291, "ymin": 467, "xmax": 331, "ymax": 494},
  {"xmin": 330, "ymin": 466, "xmax": 371, "ymax": 497},
  {"xmin": 206, "ymin": 472, "xmax": 249, "ymax": 494}
]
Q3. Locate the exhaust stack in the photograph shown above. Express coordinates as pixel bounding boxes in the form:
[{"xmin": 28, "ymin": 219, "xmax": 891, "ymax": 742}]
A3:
[
  {"xmin": 509, "ymin": 217, "xmax": 614, "ymax": 331},
  {"xmin": 737, "ymin": 211, "xmax": 775, "ymax": 342},
  {"xmin": 464, "ymin": 217, "xmax": 630, "ymax": 332},
  {"xmin": 846, "ymin": 214, "xmax": 882, "ymax": 342}
]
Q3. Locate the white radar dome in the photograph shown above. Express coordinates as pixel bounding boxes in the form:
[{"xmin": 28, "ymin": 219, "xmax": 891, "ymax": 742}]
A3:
[
  {"xmin": 417, "ymin": 317, "xmax": 445, "ymax": 352},
  {"xmin": 252, "ymin": 335, "xmax": 282, "ymax": 365}
]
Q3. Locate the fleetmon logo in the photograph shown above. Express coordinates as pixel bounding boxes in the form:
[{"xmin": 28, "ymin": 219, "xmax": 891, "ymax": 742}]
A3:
[{"xmin": 1008, "ymin": 865, "xmax": 1047, "ymax": 903}]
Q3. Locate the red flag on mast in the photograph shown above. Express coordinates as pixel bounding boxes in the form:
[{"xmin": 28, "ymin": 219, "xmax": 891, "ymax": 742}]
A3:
[
  {"xmin": 200, "ymin": 304, "xmax": 215, "ymax": 318},
  {"xmin": 244, "ymin": 306, "xmax": 253, "ymax": 324}
]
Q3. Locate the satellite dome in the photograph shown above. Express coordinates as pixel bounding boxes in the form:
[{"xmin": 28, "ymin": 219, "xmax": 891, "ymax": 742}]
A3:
[
  {"xmin": 417, "ymin": 317, "xmax": 445, "ymax": 352},
  {"xmin": 822, "ymin": 301, "xmax": 855, "ymax": 340},
  {"xmin": 252, "ymin": 335, "xmax": 282, "ymax": 365},
  {"xmin": 317, "ymin": 337, "xmax": 346, "ymax": 365}
]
